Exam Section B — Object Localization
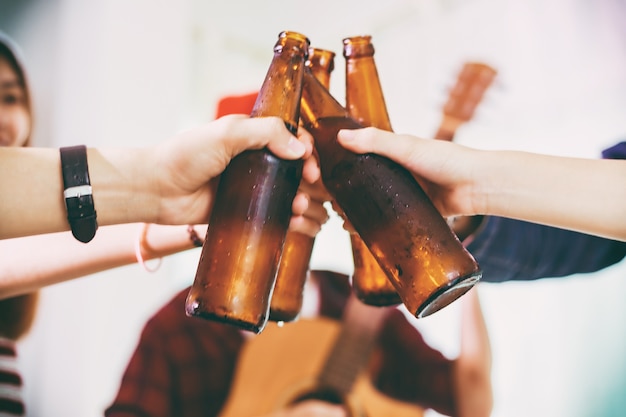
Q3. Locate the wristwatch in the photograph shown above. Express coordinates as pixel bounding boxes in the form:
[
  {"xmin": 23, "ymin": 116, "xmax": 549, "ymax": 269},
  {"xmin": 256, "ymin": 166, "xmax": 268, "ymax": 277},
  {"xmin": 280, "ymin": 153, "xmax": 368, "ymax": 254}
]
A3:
[{"xmin": 60, "ymin": 145, "xmax": 98, "ymax": 243}]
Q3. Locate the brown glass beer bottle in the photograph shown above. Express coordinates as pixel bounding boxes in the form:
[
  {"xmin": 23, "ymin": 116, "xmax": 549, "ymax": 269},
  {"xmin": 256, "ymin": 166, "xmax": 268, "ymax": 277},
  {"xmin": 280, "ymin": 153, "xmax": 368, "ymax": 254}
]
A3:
[
  {"xmin": 307, "ymin": 47, "xmax": 335, "ymax": 92},
  {"xmin": 269, "ymin": 47, "xmax": 336, "ymax": 323},
  {"xmin": 343, "ymin": 35, "xmax": 401, "ymax": 307},
  {"xmin": 185, "ymin": 31, "xmax": 310, "ymax": 333},
  {"xmin": 300, "ymin": 68, "xmax": 482, "ymax": 318}
]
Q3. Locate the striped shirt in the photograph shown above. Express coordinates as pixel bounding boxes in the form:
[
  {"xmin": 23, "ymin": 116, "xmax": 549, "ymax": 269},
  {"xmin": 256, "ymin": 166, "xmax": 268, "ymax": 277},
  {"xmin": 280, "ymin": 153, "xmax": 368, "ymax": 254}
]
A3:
[{"xmin": 0, "ymin": 337, "xmax": 24, "ymax": 416}]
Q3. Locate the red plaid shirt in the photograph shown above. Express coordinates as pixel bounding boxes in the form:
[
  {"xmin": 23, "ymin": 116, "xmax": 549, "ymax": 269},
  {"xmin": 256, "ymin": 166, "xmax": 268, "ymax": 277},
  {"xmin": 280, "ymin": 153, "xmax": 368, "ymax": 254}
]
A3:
[{"xmin": 105, "ymin": 271, "xmax": 455, "ymax": 417}]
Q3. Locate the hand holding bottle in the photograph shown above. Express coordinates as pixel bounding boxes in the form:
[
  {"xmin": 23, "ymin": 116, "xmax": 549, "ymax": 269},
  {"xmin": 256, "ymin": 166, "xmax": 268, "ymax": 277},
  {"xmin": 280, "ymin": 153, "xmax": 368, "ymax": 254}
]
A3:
[
  {"xmin": 0, "ymin": 115, "xmax": 315, "ymax": 240},
  {"xmin": 337, "ymin": 127, "xmax": 626, "ymax": 241},
  {"xmin": 186, "ymin": 31, "xmax": 312, "ymax": 332},
  {"xmin": 151, "ymin": 114, "xmax": 316, "ymax": 225},
  {"xmin": 336, "ymin": 128, "xmax": 482, "ymax": 218},
  {"xmin": 300, "ymin": 69, "xmax": 481, "ymax": 318}
]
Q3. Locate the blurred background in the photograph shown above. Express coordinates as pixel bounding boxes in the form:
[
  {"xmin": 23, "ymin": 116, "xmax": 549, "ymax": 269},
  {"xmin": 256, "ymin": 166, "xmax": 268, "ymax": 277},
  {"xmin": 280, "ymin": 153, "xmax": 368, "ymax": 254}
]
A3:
[{"xmin": 2, "ymin": 0, "xmax": 626, "ymax": 415}]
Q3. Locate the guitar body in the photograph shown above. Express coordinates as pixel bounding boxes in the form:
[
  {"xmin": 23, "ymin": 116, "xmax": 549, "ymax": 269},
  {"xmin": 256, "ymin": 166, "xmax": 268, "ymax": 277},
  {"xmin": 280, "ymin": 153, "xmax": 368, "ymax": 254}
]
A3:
[{"xmin": 219, "ymin": 318, "xmax": 424, "ymax": 417}]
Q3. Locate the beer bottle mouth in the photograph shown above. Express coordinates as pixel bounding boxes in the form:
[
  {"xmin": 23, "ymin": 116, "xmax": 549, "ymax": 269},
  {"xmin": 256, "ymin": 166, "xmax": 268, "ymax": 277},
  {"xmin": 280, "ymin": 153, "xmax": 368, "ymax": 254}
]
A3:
[
  {"xmin": 275, "ymin": 31, "xmax": 311, "ymax": 55},
  {"xmin": 306, "ymin": 47, "xmax": 336, "ymax": 73},
  {"xmin": 416, "ymin": 271, "xmax": 482, "ymax": 318},
  {"xmin": 342, "ymin": 35, "xmax": 375, "ymax": 58}
]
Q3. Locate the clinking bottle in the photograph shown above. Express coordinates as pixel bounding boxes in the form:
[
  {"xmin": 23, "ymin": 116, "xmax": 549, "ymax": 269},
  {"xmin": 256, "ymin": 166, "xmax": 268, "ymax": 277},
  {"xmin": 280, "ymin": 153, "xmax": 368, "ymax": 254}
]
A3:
[
  {"xmin": 268, "ymin": 47, "xmax": 336, "ymax": 323},
  {"xmin": 343, "ymin": 35, "xmax": 401, "ymax": 307},
  {"xmin": 299, "ymin": 67, "xmax": 482, "ymax": 318},
  {"xmin": 186, "ymin": 31, "xmax": 310, "ymax": 333}
]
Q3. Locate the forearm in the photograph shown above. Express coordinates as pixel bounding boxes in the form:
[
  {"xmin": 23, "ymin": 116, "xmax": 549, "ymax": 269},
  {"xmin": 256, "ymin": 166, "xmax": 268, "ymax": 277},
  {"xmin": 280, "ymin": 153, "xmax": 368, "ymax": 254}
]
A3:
[
  {"xmin": 0, "ymin": 223, "xmax": 201, "ymax": 299},
  {"xmin": 0, "ymin": 147, "xmax": 160, "ymax": 239},
  {"xmin": 454, "ymin": 289, "xmax": 493, "ymax": 417},
  {"xmin": 479, "ymin": 151, "xmax": 626, "ymax": 241},
  {"xmin": 88, "ymin": 147, "xmax": 161, "ymax": 226},
  {"xmin": 466, "ymin": 216, "xmax": 626, "ymax": 282},
  {"xmin": 0, "ymin": 148, "xmax": 68, "ymax": 238}
]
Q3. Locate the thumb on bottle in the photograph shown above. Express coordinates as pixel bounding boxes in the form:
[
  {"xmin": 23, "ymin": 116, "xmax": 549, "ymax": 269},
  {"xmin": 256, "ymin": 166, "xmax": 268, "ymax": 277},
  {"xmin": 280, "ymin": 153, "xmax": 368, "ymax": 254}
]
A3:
[{"xmin": 337, "ymin": 127, "xmax": 395, "ymax": 154}]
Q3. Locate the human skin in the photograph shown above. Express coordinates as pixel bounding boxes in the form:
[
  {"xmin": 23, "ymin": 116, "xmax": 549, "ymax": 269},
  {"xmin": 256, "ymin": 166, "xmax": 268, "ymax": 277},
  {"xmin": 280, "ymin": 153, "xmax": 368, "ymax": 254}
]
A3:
[
  {"xmin": 0, "ymin": 177, "xmax": 329, "ymax": 299},
  {"xmin": 337, "ymin": 127, "xmax": 626, "ymax": 241},
  {"xmin": 2, "ymin": 46, "xmax": 328, "ymax": 299},
  {"xmin": 0, "ymin": 115, "xmax": 322, "ymax": 239},
  {"xmin": 0, "ymin": 119, "xmax": 326, "ymax": 298}
]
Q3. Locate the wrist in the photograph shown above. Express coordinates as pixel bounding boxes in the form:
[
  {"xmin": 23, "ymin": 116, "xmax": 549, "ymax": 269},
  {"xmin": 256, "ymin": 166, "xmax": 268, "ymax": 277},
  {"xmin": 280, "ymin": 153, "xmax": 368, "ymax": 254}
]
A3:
[
  {"xmin": 135, "ymin": 223, "xmax": 162, "ymax": 272},
  {"xmin": 134, "ymin": 223, "xmax": 207, "ymax": 273},
  {"xmin": 470, "ymin": 149, "xmax": 502, "ymax": 216},
  {"xmin": 88, "ymin": 148, "xmax": 160, "ymax": 225},
  {"xmin": 137, "ymin": 224, "xmax": 206, "ymax": 256},
  {"xmin": 187, "ymin": 225, "xmax": 205, "ymax": 248}
]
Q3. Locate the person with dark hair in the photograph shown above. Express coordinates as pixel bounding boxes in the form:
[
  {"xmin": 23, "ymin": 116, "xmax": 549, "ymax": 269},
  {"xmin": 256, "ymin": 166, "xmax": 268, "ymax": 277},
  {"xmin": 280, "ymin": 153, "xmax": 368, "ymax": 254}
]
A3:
[{"xmin": 1, "ymin": 32, "xmax": 41, "ymax": 416}]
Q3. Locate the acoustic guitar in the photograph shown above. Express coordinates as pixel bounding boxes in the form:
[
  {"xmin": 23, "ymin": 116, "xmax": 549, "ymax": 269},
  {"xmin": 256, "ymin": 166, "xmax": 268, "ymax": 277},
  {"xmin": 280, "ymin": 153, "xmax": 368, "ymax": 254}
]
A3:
[
  {"xmin": 218, "ymin": 296, "xmax": 424, "ymax": 417},
  {"xmin": 435, "ymin": 61, "xmax": 497, "ymax": 141}
]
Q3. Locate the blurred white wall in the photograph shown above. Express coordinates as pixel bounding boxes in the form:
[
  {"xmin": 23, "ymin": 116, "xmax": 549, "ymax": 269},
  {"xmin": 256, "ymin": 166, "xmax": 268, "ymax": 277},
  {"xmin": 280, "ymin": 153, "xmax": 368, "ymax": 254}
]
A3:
[{"xmin": 2, "ymin": 0, "xmax": 625, "ymax": 416}]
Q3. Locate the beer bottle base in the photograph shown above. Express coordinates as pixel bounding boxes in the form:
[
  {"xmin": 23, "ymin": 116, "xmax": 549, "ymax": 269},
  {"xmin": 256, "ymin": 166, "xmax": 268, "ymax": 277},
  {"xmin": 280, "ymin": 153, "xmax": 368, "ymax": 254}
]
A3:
[
  {"xmin": 268, "ymin": 308, "xmax": 300, "ymax": 323},
  {"xmin": 355, "ymin": 292, "xmax": 402, "ymax": 307},
  {"xmin": 415, "ymin": 270, "xmax": 482, "ymax": 318},
  {"xmin": 185, "ymin": 305, "xmax": 267, "ymax": 334}
]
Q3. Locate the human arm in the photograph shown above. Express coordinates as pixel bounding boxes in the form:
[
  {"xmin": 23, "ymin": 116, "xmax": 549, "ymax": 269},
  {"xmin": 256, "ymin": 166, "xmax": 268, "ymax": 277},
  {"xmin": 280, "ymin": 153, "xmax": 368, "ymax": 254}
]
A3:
[
  {"xmin": 0, "ymin": 188, "xmax": 328, "ymax": 300},
  {"xmin": 0, "ymin": 156, "xmax": 328, "ymax": 300},
  {"xmin": 462, "ymin": 140, "xmax": 626, "ymax": 282},
  {"xmin": 0, "ymin": 115, "xmax": 315, "ymax": 239},
  {"xmin": 0, "ymin": 116, "xmax": 328, "ymax": 298},
  {"xmin": 466, "ymin": 216, "xmax": 626, "ymax": 283},
  {"xmin": 453, "ymin": 289, "xmax": 493, "ymax": 417},
  {"xmin": 0, "ymin": 223, "xmax": 198, "ymax": 299},
  {"xmin": 368, "ymin": 296, "xmax": 492, "ymax": 417},
  {"xmin": 337, "ymin": 128, "xmax": 626, "ymax": 241},
  {"xmin": 368, "ymin": 309, "xmax": 457, "ymax": 416}
]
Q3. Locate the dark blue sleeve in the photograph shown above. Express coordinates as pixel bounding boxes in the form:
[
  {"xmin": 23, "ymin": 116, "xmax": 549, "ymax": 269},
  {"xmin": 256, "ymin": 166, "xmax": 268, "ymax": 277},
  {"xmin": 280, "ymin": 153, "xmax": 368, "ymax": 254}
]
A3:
[
  {"xmin": 601, "ymin": 141, "xmax": 626, "ymax": 159},
  {"xmin": 466, "ymin": 216, "xmax": 626, "ymax": 282},
  {"xmin": 466, "ymin": 140, "xmax": 626, "ymax": 283}
]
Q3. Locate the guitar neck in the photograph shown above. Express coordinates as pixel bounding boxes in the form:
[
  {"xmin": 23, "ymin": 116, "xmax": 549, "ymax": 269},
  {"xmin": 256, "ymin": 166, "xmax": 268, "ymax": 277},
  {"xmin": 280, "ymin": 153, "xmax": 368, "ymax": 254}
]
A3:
[
  {"xmin": 435, "ymin": 61, "xmax": 497, "ymax": 141},
  {"xmin": 317, "ymin": 295, "xmax": 389, "ymax": 395}
]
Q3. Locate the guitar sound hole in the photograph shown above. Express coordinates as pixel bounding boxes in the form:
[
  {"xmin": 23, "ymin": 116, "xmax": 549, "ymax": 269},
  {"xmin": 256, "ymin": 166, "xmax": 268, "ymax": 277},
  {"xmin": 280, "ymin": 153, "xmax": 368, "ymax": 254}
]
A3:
[{"xmin": 293, "ymin": 388, "xmax": 344, "ymax": 405}]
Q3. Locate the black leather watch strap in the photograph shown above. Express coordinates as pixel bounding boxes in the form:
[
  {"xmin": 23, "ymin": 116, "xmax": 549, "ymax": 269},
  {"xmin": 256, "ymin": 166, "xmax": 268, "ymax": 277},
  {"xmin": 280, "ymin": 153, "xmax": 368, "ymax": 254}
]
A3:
[{"xmin": 60, "ymin": 145, "xmax": 98, "ymax": 243}]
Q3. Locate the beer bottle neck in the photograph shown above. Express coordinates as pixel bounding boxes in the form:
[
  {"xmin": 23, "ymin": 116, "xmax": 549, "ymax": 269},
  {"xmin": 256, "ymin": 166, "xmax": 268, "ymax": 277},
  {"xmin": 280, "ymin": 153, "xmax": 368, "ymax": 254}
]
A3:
[
  {"xmin": 251, "ymin": 32, "xmax": 309, "ymax": 128},
  {"xmin": 301, "ymin": 69, "xmax": 350, "ymax": 126},
  {"xmin": 308, "ymin": 48, "xmax": 335, "ymax": 90},
  {"xmin": 345, "ymin": 55, "xmax": 392, "ymax": 131}
]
